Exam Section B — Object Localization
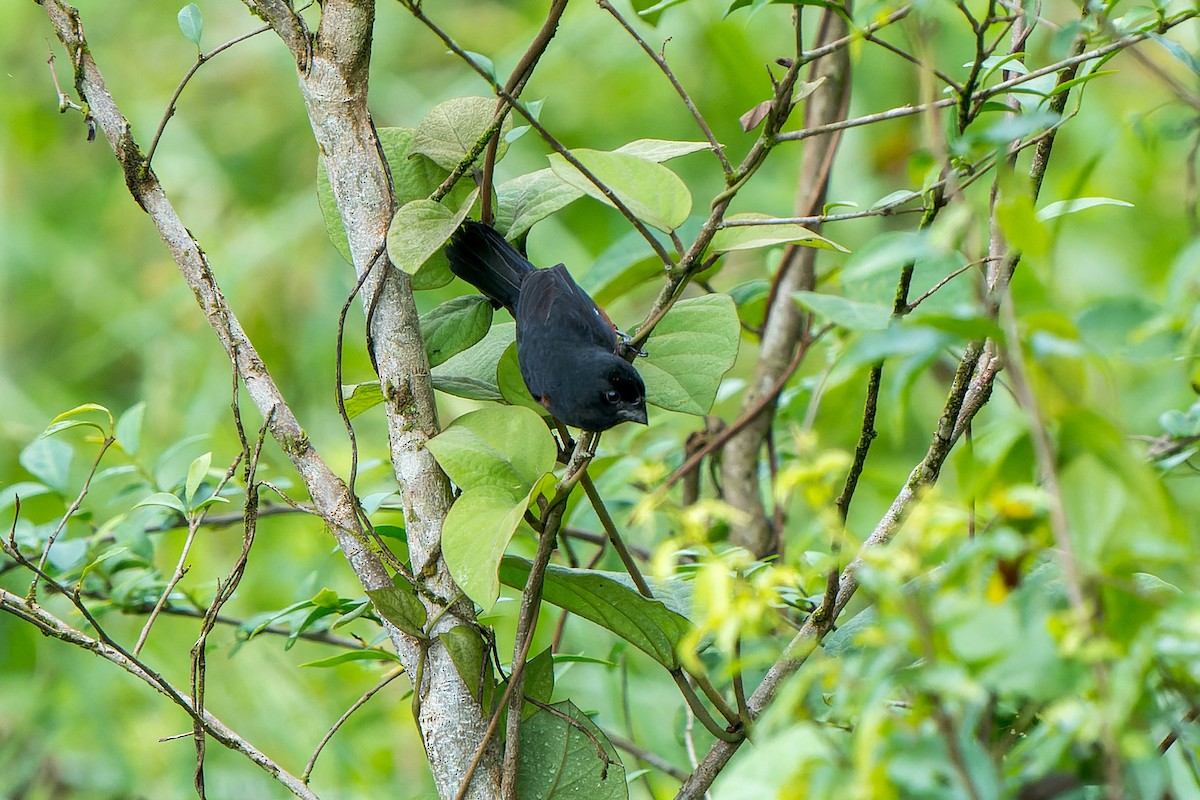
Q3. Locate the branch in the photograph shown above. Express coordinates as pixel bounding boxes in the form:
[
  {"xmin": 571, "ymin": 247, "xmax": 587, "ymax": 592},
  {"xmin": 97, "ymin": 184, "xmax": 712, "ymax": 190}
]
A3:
[{"xmin": 0, "ymin": 588, "xmax": 318, "ymax": 800}]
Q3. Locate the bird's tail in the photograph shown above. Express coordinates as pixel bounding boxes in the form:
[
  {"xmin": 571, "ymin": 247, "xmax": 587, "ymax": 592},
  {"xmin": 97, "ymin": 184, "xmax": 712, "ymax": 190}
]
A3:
[{"xmin": 444, "ymin": 221, "xmax": 533, "ymax": 312}]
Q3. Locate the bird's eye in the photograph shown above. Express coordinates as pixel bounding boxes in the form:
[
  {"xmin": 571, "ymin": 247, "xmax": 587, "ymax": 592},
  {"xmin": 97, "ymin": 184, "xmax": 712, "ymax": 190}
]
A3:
[{"xmin": 604, "ymin": 389, "xmax": 621, "ymax": 404}]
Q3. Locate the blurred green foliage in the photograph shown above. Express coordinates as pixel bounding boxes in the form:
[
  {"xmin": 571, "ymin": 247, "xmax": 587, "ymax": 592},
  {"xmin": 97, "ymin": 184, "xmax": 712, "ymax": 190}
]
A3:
[{"xmin": 4, "ymin": 0, "xmax": 1200, "ymax": 797}]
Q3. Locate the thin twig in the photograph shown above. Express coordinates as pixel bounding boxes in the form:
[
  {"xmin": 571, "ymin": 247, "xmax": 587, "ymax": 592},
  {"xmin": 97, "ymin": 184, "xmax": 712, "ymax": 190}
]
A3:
[
  {"xmin": 303, "ymin": 664, "xmax": 407, "ymax": 782},
  {"xmin": 598, "ymin": 0, "xmax": 732, "ymax": 176}
]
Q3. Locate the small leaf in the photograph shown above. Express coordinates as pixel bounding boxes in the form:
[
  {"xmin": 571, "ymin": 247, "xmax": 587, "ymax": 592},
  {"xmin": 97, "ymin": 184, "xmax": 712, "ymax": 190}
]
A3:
[
  {"xmin": 870, "ymin": 189, "xmax": 921, "ymax": 211},
  {"xmin": 0, "ymin": 482, "xmax": 50, "ymax": 511},
  {"xmin": 341, "ymin": 382, "xmax": 385, "ymax": 419},
  {"xmin": 710, "ymin": 213, "xmax": 847, "ymax": 254},
  {"xmin": 421, "ymin": 295, "xmax": 494, "ymax": 368},
  {"xmin": 516, "ymin": 701, "xmax": 626, "ymax": 800},
  {"xmin": 614, "ymin": 139, "xmax": 713, "ymax": 162},
  {"xmin": 300, "ymin": 650, "xmax": 401, "ymax": 668},
  {"xmin": 184, "ymin": 451, "xmax": 211, "ymax": 507},
  {"xmin": 519, "ymin": 648, "xmax": 555, "ymax": 719},
  {"xmin": 134, "ymin": 492, "xmax": 188, "ymax": 516},
  {"xmin": 1036, "ymin": 197, "xmax": 1133, "ymax": 221},
  {"xmin": 412, "ymin": 96, "xmax": 513, "ymax": 171},
  {"xmin": 503, "ymin": 98, "xmax": 543, "ymax": 144},
  {"xmin": 19, "ymin": 438, "xmax": 73, "ymax": 493},
  {"xmin": 441, "ymin": 626, "xmax": 493, "ymax": 706},
  {"xmin": 1150, "ymin": 33, "xmax": 1200, "ymax": 76},
  {"xmin": 115, "ymin": 402, "xmax": 146, "ymax": 456},
  {"xmin": 366, "ymin": 573, "xmax": 428, "ymax": 639},
  {"xmin": 177, "ymin": 3, "xmax": 203, "ymax": 48},
  {"xmin": 979, "ymin": 110, "xmax": 1060, "ymax": 144},
  {"xmin": 793, "ymin": 292, "xmax": 892, "ymax": 331},
  {"xmin": 44, "ymin": 403, "xmax": 115, "ymax": 438},
  {"xmin": 548, "ymin": 149, "xmax": 692, "ymax": 232},
  {"xmin": 637, "ymin": 294, "xmax": 740, "ymax": 415},
  {"xmin": 739, "ymin": 100, "xmax": 772, "ymax": 132},
  {"xmin": 458, "ymin": 50, "xmax": 496, "ymax": 81}
]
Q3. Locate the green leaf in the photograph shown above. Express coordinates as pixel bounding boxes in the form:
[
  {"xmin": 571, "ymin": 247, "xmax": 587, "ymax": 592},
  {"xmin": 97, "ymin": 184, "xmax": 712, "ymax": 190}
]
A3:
[
  {"xmin": 365, "ymin": 573, "xmax": 428, "ymax": 639},
  {"xmin": 1150, "ymin": 33, "xmax": 1200, "ymax": 76},
  {"xmin": 184, "ymin": 451, "xmax": 211, "ymax": 507},
  {"xmin": 518, "ymin": 648, "xmax": 556, "ymax": 719},
  {"xmin": 710, "ymin": 213, "xmax": 847, "ymax": 254},
  {"xmin": 0, "ymin": 482, "xmax": 50, "ymax": 511},
  {"xmin": 794, "ymin": 291, "xmax": 892, "ymax": 331},
  {"xmin": 637, "ymin": 295, "xmax": 740, "ymax": 415},
  {"xmin": 730, "ymin": 279, "xmax": 771, "ymax": 329},
  {"xmin": 385, "ymin": 191, "xmax": 478, "ymax": 289},
  {"xmin": 43, "ymin": 403, "xmax": 115, "ymax": 438},
  {"xmin": 430, "ymin": 322, "xmax": 515, "ymax": 402},
  {"xmin": 516, "ymin": 701, "xmax": 626, "ymax": 800},
  {"xmin": 430, "ymin": 407, "xmax": 558, "ymax": 608},
  {"xmin": 500, "ymin": 558, "xmax": 693, "ymax": 669},
  {"xmin": 498, "ymin": 342, "xmax": 549, "ymax": 415},
  {"xmin": 341, "ymin": 382, "xmax": 385, "ymax": 419},
  {"xmin": 177, "ymin": 3, "xmax": 202, "ymax": 48},
  {"xmin": 582, "ymin": 226, "xmax": 675, "ymax": 307},
  {"xmin": 134, "ymin": 492, "xmax": 188, "ymax": 516},
  {"xmin": 19, "ymin": 438, "xmax": 73, "ymax": 493},
  {"xmin": 995, "ymin": 190, "xmax": 1050, "ymax": 257},
  {"xmin": 504, "ymin": 98, "xmax": 544, "ymax": 144},
  {"xmin": 458, "ymin": 51, "xmax": 496, "ymax": 82},
  {"xmin": 548, "ymin": 149, "xmax": 692, "ymax": 232},
  {"xmin": 115, "ymin": 402, "xmax": 146, "ymax": 456},
  {"xmin": 1036, "ymin": 196, "xmax": 1133, "ymax": 221},
  {"xmin": 979, "ymin": 110, "xmax": 1060, "ymax": 144},
  {"xmin": 318, "ymin": 128, "xmax": 473, "ymax": 268},
  {"xmin": 421, "ymin": 295, "xmax": 494, "ymax": 368},
  {"xmin": 870, "ymin": 189, "xmax": 921, "ymax": 211},
  {"xmin": 440, "ymin": 626, "xmax": 494, "ymax": 707},
  {"xmin": 495, "ymin": 169, "xmax": 585, "ymax": 240},
  {"xmin": 840, "ymin": 231, "xmax": 938, "ymax": 282},
  {"xmin": 300, "ymin": 650, "xmax": 401, "ymax": 668},
  {"xmin": 614, "ymin": 139, "xmax": 713, "ymax": 162},
  {"xmin": 441, "ymin": 478, "xmax": 554, "ymax": 609},
  {"xmin": 426, "ymin": 406, "xmax": 557, "ymax": 495},
  {"xmin": 411, "ymin": 96, "xmax": 513, "ymax": 171}
]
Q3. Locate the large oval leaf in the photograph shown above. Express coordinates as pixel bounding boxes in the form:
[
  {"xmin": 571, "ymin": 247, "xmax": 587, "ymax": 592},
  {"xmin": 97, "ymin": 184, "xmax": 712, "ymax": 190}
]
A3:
[
  {"xmin": 317, "ymin": 127, "xmax": 470, "ymax": 265},
  {"xmin": 426, "ymin": 405, "xmax": 556, "ymax": 495},
  {"xmin": 500, "ymin": 557, "xmax": 693, "ymax": 669},
  {"xmin": 516, "ymin": 701, "xmax": 626, "ymax": 800},
  {"xmin": 637, "ymin": 294, "xmax": 740, "ymax": 415},
  {"xmin": 411, "ymin": 96, "xmax": 513, "ymax": 171},
  {"xmin": 385, "ymin": 190, "xmax": 478, "ymax": 289},
  {"xmin": 548, "ymin": 149, "xmax": 692, "ymax": 232},
  {"xmin": 495, "ymin": 168, "xmax": 585, "ymax": 239}
]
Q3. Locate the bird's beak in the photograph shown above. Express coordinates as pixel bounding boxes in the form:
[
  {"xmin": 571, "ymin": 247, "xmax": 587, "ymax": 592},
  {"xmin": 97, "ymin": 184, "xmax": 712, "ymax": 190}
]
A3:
[{"xmin": 625, "ymin": 405, "xmax": 649, "ymax": 426}]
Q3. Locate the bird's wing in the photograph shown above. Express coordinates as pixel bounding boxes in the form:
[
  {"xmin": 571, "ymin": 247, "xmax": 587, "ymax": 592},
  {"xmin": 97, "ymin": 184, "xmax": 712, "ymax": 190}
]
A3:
[{"xmin": 517, "ymin": 265, "xmax": 617, "ymax": 353}]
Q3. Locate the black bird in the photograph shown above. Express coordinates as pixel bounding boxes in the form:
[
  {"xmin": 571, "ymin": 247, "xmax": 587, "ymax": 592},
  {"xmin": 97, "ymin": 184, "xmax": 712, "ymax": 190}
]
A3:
[{"xmin": 444, "ymin": 221, "xmax": 648, "ymax": 432}]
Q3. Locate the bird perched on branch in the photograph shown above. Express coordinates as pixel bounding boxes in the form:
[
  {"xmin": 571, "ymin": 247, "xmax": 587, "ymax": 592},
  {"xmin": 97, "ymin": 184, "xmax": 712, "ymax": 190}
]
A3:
[{"xmin": 445, "ymin": 221, "xmax": 648, "ymax": 432}]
